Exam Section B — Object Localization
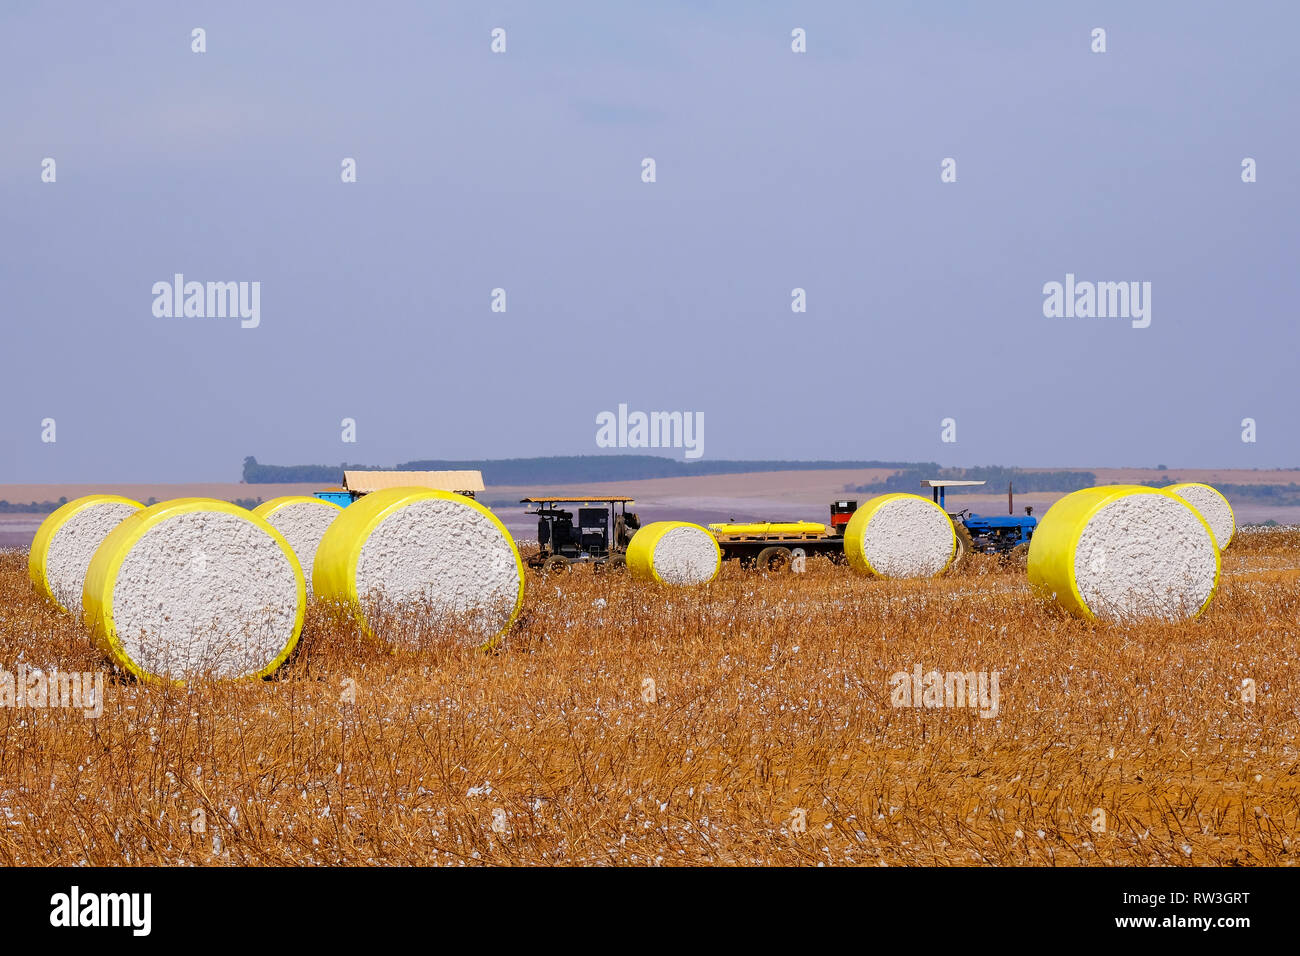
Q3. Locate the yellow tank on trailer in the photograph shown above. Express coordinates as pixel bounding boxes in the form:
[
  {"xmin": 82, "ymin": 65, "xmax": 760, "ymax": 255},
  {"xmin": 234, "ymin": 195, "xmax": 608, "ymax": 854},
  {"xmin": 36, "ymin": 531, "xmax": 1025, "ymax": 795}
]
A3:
[{"xmin": 707, "ymin": 521, "xmax": 827, "ymax": 536}]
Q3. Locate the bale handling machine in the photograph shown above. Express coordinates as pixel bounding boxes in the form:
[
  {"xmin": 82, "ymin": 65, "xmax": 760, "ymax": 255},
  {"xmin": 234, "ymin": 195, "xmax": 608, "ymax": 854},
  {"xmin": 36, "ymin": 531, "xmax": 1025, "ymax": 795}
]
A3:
[{"xmin": 521, "ymin": 496, "xmax": 641, "ymax": 572}]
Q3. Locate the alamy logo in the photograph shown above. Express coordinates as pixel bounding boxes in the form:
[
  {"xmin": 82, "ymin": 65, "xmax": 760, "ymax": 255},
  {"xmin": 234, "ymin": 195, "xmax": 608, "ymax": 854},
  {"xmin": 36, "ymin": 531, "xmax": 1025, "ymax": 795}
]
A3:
[
  {"xmin": 1, "ymin": 665, "xmax": 102, "ymax": 718},
  {"xmin": 889, "ymin": 664, "xmax": 1000, "ymax": 718},
  {"xmin": 595, "ymin": 403, "xmax": 704, "ymax": 460},
  {"xmin": 50, "ymin": 886, "xmax": 151, "ymax": 936},
  {"xmin": 152, "ymin": 274, "xmax": 260, "ymax": 328},
  {"xmin": 1042, "ymin": 273, "xmax": 1150, "ymax": 329}
]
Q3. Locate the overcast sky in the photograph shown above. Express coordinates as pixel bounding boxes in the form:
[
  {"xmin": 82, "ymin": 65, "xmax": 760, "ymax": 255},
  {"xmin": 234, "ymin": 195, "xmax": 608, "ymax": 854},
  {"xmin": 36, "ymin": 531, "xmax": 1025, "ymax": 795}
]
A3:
[{"xmin": 2, "ymin": 1, "xmax": 1297, "ymax": 481}]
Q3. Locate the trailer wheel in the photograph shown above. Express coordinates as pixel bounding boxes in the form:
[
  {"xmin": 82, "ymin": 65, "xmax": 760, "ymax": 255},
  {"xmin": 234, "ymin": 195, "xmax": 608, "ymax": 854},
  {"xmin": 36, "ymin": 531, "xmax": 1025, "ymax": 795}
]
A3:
[
  {"xmin": 542, "ymin": 555, "xmax": 571, "ymax": 574},
  {"xmin": 755, "ymin": 546, "xmax": 793, "ymax": 572}
]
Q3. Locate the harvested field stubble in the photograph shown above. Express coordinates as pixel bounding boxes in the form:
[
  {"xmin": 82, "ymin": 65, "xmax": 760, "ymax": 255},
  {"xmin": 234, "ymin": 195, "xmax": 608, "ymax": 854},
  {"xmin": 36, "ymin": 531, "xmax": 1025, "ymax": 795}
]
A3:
[{"xmin": 1, "ymin": 532, "xmax": 1298, "ymax": 866}]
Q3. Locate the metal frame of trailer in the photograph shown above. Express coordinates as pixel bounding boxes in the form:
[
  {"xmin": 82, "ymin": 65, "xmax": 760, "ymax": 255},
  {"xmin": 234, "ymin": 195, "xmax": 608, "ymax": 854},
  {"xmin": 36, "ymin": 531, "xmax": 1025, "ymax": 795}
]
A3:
[
  {"xmin": 712, "ymin": 533, "xmax": 849, "ymax": 567},
  {"xmin": 712, "ymin": 500, "xmax": 858, "ymax": 569}
]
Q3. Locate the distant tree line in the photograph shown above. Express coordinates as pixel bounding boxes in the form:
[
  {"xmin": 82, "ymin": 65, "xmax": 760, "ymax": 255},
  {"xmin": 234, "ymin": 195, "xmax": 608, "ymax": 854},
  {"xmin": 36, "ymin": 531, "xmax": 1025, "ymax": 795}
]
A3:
[
  {"xmin": 0, "ymin": 495, "xmax": 161, "ymax": 515},
  {"xmin": 1215, "ymin": 483, "xmax": 1300, "ymax": 504},
  {"xmin": 242, "ymin": 457, "xmax": 371, "ymax": 483},
  {"xmin": 242, "ymin": 455, "xmax": 931, "ymax": 486},
  {"xmin": 0, "ymin": 497, "xmax": 68, "ymax": 514},
  {"xmin": 849, "ymin": 466, "xmax": 1099, "ymax": 496},
  {"xmin": 851, "ymin": 470, "xmax": 1300, "ymax": 505},
  {"xmin": 1132, "ymin": 479, "xmax": 1300, "ymax": 506}
]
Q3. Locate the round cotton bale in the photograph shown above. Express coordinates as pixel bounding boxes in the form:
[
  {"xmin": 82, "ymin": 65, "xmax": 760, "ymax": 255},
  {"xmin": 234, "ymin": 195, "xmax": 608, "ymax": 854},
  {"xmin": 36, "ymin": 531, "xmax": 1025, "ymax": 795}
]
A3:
[
  {"xmin": 626, "ymin": 521, "xmax": 721, "ymax": 586},
  {"xmin": 843, "ymin": 493, "xmax": 957, "ymax": 578},
  {"xmin": 82, "ymin": 498, "xmax": 306, "ymax": 682},
  {"xmin": 312, "ymin": 487, "xmax": 524, "ymax": 649},
  {"xmin": 1027, "ymin": 485, "xmax": 1219, "ymax": 622},
  {"xmin": 252, "ymin": 496, "xmax": 343, "ymax": 589},
  {"xmin": 1165, "ymin": 482, "xmax": 1235, "ymax": 550},
  {"xmin": 29, "ymin": 494, "xmax": 144, "ymax": 613}
]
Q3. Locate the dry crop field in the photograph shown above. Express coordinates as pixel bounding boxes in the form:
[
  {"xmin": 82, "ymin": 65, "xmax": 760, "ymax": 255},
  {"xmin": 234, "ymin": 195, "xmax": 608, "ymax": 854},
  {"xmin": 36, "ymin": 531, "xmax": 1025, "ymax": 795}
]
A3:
[{"xmin": 1, "ymin": 531, "xmax": 1298, "ymax": 867}]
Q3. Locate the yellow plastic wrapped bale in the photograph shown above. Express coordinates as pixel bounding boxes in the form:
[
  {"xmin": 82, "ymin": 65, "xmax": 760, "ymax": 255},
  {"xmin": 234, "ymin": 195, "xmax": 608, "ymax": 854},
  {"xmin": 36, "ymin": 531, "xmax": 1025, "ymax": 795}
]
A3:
[
  {"xmin": 1164, "ymin": 482, "xmax": 1235, "ymax": 550},
  {"xmin": 843, "ymin": 493, "xmax": 956, "ymax": 578},
  {"xmin": 29, "ymin": 494, "xmax": 144, "ymax": 613},
  {"xmin": 313, "ymin": 487, "xmax": 524, "ymax": 650},
  {"xmin": 1027, "ymin": 486, "xmax": 1219, "ymax": 622},
  {"xmin": 626, "ymin": 521, "xmax": 721, "ymax": 585},
  {"xmin": 82, "ymin": 499, "xmax": 305, "ymax": 683},
  {"xmin": 252, "ymin": 496, "xmax": 344, "ymax": 590},
  {"xmin": 706, "ymin": 521, "xmax": 827, "ymax": 536}
]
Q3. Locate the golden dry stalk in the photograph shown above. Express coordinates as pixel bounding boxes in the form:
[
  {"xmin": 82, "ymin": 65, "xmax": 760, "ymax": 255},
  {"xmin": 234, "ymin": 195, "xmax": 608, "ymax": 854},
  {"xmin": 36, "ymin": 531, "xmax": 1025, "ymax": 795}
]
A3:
[{"xmin": 0, "ymin": 530, "xmax": 1296, "ymax": 866}]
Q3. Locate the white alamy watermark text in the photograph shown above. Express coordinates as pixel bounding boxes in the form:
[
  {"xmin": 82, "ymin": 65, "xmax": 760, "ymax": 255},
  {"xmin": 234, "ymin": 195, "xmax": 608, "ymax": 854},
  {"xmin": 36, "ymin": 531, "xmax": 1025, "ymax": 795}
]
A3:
[
  {"xmin": 1043, "ymin": 273, "xmax": 1150, "ymax": 328},
  {"xmin": 152, "ymin": 274, "xmax": 260, "ymax": 328},
  {"xmin": 50, "ymin": 886, "xmax": 150, "ymax": 936},
  {"xmin": 1, "ymin": 665, "xmax": 103, "ymax": 718},
  {"xmin": 889, "ymin": 664, "xmax": 1000, "ymax": 718},
  {"xmin": 596, "ymin": 404, "xmax": 704, "ymax": 460}
]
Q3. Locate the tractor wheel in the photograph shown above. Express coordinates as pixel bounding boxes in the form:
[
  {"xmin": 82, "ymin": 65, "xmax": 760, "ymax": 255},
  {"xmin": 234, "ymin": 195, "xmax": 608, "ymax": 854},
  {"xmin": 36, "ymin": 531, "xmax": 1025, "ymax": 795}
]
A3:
[
  {"xmin": 599, "ymin": 554, "xmax": 627, "ymax": 573},
  {"xmin": 542, "ymin": 555, "xmax": 571, "ymax": 574},
  {"xmin": 950, "ymin": 522, "xmax": 975, "ymax": 570},
  {"xmin": 1005, "ymin": 542, "xmax": 1031, "ymax": 570},
  {"xmin": 754, "ymin": 546, "xmax": 793, "ymax": 572}
]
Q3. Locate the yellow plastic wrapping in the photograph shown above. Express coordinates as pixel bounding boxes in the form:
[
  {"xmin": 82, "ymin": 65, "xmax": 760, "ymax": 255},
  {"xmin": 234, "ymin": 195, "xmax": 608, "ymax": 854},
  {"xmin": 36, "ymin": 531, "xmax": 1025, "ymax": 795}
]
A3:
[
  {"xmin": 252, "ymin": 495, "xmax": 344, "ymax": 520},
  {"xmin": 29, "ymin": 494, "xmax": 144, "ymax": 613},
  {"xmin": 843, "ymin": 493, "xmax": 957, "ymax": 577},
  {"xmin": 706, "ymin": 521, "xmax": 826, "ymax": 536},
  {"xmin": 312, "ymin": 487, "xmax": 525, "ymax": 649},
  {"xmin": 82, "ymin": 498, "xmax": 306, "ymax": 683},
  {"xmin": 1165, "ymin": 482, "xmax": 1235, "ymax": 550},
  {"xmin": 626, "ymin": 520, "xmax": 722, "ymax": 585},
  {"xmin": 1027, "ymin": 485, "xmax": 1221, "ymax": 621}
]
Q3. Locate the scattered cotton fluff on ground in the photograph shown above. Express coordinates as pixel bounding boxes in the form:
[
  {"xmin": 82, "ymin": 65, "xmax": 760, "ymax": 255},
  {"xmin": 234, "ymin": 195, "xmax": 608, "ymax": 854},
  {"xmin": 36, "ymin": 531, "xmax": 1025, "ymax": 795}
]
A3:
[
  {"xmin": 851, "ymin": 496, "xmax": 954, "ymax": 578},
  {"xmin": 109, "ymin": 510, "xmax": 302, "ymax": 680},
  {"xmin": 652, "ymin": 525, "xmax": 721, "ymax": 585},
  {"xmin": 255, "ymin": 499, "xmax": 340, "ymax": 589},
  {"xmin": 1074, "ymin": 493, "xmax": 1218, "ymax": 621},
  {"xmin": 1166, "ymin": 482, "xmax": 1235, "ymax": 550},
  {"xmin": 42, "ymin": 499, "xmax": 140, "ymax": 612},
  {"xmin": 354, "ymin": 496, "xmax": 520, "ymax": 646}
]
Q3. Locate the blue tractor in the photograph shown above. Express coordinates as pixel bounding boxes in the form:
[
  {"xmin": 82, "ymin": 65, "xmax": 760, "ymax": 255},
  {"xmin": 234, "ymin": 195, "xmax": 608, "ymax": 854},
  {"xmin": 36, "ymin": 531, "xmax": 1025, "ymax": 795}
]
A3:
[{"xmin": 922, "ymin": 479, "xmax": 1037, "ymax": 563}]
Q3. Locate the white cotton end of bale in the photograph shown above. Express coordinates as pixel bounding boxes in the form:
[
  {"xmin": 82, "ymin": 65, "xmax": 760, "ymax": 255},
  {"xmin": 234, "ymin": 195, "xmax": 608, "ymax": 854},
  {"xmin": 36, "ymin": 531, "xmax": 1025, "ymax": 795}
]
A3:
[
  {"xmin": 843, "ymin": 494, "xmax": 956, "ymax": 578},
  {"xmin": 355, "ymin": 500, "xmax": 521, "ymax": 638},
  {"xmin": 313, "ymin": 488, "xmax": 525, "ymax": 649},
  {"xmin": 1028, "ymin": 486, "xmax": 1220, "ymax": 622},
  {"xmin": 1074, "ymin": 495, "xmax": 1218, "ymax": 620},
  {"xmin": 83, "ymin": 499, "xmax": 305, "ymax": 682},
  {"xmin": 627, "ymin": 521, "xmax": 721, "ymax": 586},
  {"xmin": 252, "ymin": 497, "xmax": 343, "ymax": 590},
  {"xmin": 29, "ymin": 495, "xmax": 143, "ymax": 613},
  {"xmin": 1165, "ymin": 482, "xmax": 1235, "ymax": 550}
]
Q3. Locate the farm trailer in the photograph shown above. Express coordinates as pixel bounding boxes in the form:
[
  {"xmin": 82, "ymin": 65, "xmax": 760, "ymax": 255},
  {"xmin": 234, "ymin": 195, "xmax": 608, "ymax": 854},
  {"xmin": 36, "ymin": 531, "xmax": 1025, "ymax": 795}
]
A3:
[
  {"xmin": 709, "ymin": 500, "xmax": 858, "ymax": 570},
  {"xmin": 711, "ymin": 482, "xmax": 1039, "ymax": 571}
]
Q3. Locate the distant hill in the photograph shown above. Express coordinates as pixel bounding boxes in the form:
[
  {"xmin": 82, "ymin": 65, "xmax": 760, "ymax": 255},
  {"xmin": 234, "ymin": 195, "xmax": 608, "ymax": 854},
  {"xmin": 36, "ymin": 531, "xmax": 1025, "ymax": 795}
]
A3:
[
  {"xmin": 239, "ymin": 456, "xmax": 1300, "ymax": 506},
  {"xmin": 241, "ymin": 455, "xmax": 932, "ymax": 486}
]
